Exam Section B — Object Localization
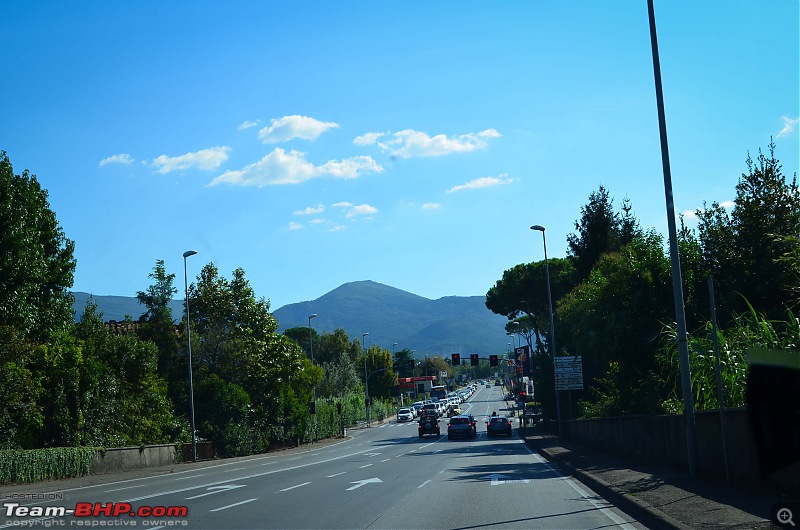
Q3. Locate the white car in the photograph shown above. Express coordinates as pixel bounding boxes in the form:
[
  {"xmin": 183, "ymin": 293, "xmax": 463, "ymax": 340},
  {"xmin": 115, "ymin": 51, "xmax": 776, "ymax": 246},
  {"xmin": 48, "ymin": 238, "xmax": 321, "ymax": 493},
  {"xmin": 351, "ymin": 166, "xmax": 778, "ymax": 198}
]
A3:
[{"xmin": 397, "ymin": 407, "xmax": 414, "ymax": 422}]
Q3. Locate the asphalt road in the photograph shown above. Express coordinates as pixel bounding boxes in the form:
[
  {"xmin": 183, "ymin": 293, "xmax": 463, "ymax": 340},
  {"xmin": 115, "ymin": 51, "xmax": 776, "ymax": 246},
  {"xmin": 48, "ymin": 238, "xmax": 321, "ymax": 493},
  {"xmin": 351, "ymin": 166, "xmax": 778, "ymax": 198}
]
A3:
[{"xmin": 1, "ymin": 384, "xmax": 645, "ymax": 530}]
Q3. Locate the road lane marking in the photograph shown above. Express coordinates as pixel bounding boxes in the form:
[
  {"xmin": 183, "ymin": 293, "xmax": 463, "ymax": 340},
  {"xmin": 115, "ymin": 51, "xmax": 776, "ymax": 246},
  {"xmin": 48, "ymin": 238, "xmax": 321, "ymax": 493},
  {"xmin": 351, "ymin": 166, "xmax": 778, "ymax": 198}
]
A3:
[
  {"xmin": 279, "ymin": 482, "xmax": 311, "ymax": 492},
  {"xmin": 418, "ymin": 480, "xmax": 432, "ymax": 489},
  {"xmin": 122, "ymin": 448, "xmax": 383, "ymax": 503},
  {"xmin": 359, "ymin": 464, "xmax": 373, "ymax": 468},
  {"xmin": 175, "ymin": 474, "xmax": 204, "ymax": 480},
  {"xmin": 327, "ymin": 472, "xmax": 346, "ymax": 478},
  {"xmin": 210, "ymin": 498, "xmax": 257, "ymax": 512},
  {"xmin": 223, "ymin": 467, "xmax": 247, "ymax": 472},
  {"xmin": 381, "ymin": 458, "xmax": 391, "ymax": 463},
  {"xmin": 186, "ymin": 484, "xmax": 246, "ymax": 499},
  {"xmin": 346, "ymin": 478, "xmax": 382, "ymax": 491},
  {"xmin": 104, "ymin": 484, "xmax": 146, "ymax": 492}
]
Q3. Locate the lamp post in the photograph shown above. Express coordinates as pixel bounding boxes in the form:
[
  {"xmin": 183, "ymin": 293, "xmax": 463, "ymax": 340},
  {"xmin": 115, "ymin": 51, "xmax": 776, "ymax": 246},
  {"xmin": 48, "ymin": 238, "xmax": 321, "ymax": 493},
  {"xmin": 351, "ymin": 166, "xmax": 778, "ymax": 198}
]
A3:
[
  {"xmin": 530, "ymin": 225, "xmax": 562, "ymax": 438},
  {"xmin": 308, "ymin": 313, "xmax": 317, "ymax": 442},
  {"xmin": 182, "ymin": 250, "xmax": 198, "ymax": 462},
  {"xmin": 362, "ymin": 332, "xmax": 370, "ymax": 425},
  {"xmin": 647, "ymin": 0, "xmax": 697, "ymax": 475}
]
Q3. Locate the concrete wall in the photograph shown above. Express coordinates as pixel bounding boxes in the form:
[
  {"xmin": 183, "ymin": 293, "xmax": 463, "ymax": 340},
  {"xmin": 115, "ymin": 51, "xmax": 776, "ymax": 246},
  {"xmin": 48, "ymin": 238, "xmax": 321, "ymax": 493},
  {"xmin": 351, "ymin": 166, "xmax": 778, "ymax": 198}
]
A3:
[
  {"xmin": 89, "ymin": 444, "xmax": 178, "ymax": 474},
  {"xmin": 561, "ymin": 408, "xmax": 798, "ymax": 489}
]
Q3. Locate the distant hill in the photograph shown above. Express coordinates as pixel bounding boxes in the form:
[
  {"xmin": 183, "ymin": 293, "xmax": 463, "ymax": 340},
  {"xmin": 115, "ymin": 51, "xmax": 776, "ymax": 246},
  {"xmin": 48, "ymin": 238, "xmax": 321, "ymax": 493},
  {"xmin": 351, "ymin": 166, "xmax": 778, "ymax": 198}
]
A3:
[
  {"xmin": 72, "ymin": 292, "xmax": 184, "ymax": 322},
  {"xmin": 272, "ymin": 280, "xmax": 509, "ymax": 357},
  {"xmin": 72, "ymin": 280, "xmax": 510, "ymax": 357}
]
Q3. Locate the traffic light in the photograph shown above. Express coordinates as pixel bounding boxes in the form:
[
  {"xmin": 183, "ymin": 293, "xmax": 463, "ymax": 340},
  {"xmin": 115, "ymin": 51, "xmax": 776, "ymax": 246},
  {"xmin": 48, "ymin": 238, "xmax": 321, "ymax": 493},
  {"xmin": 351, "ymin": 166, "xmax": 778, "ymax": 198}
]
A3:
[
  {"xmin": 489, "ymin": 355, "xmax": 499, "ymax": 366},
  {"xmin": 470, "ymin": 354, "xmax": 479, "ymax": 366},
  {"xmin": 451, "ymin": 353, "xmax": 461, "ymax": 366}
]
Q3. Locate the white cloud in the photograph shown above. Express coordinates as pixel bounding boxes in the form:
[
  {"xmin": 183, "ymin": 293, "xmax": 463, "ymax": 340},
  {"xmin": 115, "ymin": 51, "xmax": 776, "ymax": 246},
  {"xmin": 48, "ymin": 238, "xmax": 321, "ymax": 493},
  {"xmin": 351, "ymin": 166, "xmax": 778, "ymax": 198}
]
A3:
[
  {"xmin": 353, "ymin": 132, "xmax": 385, "ymax": 146},
  {"xmin": 293, "ymin": 204, "xmax": 325, "ymax": 216},
  {"xmin": 308, "ymin": 218, "xmax": 327, "ymax": 225},
  {"xmin": 151, "ymin": 147, "xmax": 231, "ymax": 174},
  {"xmin": 446, "ymin": 174, "xmax": 512, "ymax": 193},
  {"xmin": 329, "ymin": 225, "xmax": 346, "ymax": 232},
  {"xmin": 288, "ymin": 221, "xmax": 304, "ymax": 230},
  {"xmin": 720, "ymin": 200, "xmax": 734, "ymax": 209},
  {"xmin": 363, "ymin": 128, "xmax": 500, "ymax": 158},
  {"xmin": 422, "ymin": 203, "xmax": 441, "ymax": 210},
  {"xmin": 777, "ymin": 116, "xmax": 799, "ymax": 138},
  {"xmin": 99, "ymin": 153, "xmax": 134, "ymax": 167},
  {"xmin": 681, "ymin": 210, "xmax": 697, "ymax": 220},
  {"xmin": 208, "ymin": 148, "xmax": 383, "ymax": 187},
  {"xmin": 258, "ymin": 115, "xmax": 339, "ymax": 144},
  {"xmin": 333, "ymin": 202, "xmax": 378, "ymax": 218},
  {"xmin": 238, "ymin": 120, "xmax": 260, "ymax": 131}
]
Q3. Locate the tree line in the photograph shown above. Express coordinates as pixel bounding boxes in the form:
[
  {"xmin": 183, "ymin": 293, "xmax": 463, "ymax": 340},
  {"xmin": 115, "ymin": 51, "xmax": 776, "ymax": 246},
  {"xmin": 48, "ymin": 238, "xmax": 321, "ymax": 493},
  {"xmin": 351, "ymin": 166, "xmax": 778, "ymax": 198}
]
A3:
[
  {"xmin": 486, "ymin": 140, "xmax": 799, "ymax": 420},
  {"xmin": 0, "ymin": 150, "xmax": 443, "ymax": 455}
]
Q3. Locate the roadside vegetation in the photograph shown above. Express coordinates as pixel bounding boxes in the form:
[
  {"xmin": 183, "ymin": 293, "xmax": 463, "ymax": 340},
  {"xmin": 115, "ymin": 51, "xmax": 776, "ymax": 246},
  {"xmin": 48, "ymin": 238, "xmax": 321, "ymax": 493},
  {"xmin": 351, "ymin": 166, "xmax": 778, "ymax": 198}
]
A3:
[{"xmin": 485, "ymin": 140, "xmax": 799, "ymax": 420}]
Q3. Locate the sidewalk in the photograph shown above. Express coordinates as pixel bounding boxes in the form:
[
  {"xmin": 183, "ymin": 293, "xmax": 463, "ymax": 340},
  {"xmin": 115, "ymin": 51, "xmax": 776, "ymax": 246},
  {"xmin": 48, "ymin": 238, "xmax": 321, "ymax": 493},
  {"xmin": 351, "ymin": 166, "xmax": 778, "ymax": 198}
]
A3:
[{"xmin": 521, "ymin": 428, "xmax": 794, "ymax": 530}]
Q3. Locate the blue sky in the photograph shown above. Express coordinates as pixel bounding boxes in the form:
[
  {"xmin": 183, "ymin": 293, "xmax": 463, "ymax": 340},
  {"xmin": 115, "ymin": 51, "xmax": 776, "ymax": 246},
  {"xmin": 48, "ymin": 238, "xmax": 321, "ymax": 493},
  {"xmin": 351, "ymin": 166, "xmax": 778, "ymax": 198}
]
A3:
[{"xmin": 2, "ymin": 1, "xmax": 797, "ymax": 312}]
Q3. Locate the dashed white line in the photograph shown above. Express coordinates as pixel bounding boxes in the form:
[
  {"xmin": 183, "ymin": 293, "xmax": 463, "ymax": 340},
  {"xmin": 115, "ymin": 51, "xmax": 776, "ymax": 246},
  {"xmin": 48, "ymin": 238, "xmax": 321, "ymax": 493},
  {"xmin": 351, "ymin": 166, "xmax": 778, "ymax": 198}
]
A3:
[
  {"xmin": 359, "ymin": 464, "xmax": 373, "ymax": 468},
  {"xmin": 210, "ymin": 498, "xmax": 257, "ymax": 512},
  {"xmin": 327, "ymin": 472, "xmax": 347, "ymax": 478},
  {"xmin": 279, "ymin": 482, "xmax": 311, "ymax": 492}
]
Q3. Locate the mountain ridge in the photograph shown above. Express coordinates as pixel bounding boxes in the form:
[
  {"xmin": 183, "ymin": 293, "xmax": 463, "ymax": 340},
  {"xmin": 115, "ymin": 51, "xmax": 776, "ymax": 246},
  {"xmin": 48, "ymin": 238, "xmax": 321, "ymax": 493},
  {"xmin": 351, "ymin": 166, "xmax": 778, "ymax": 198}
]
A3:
[{"xmin": 71, "ymin": 280, "xmax": 509, "ymax": 357}]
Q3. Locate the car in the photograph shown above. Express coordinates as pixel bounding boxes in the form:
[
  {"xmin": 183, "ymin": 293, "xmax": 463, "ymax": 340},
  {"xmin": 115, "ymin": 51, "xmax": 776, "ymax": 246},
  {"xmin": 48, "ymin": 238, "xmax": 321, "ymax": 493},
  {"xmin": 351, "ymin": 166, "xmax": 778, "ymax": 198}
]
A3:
[
  {"xmin": 448, "ymin": 405, "xmax": 462, "ymax": 417},
  {"xmin": 447, "ymin": 415, "xmax": 476, "ymax": 439},
  {"xmin": 418, "ymin": 414, "xmax": 440, "ymax": 438},
  {"xmin": 422, "ymin": 402, "xmax": 439, "ymax": 418},
  {"xmin": 397, "ymin": 407, "xmax": 414, "ymax": 422},
  {"xmin": 494, "ymin": 380, "xmax": 502, "ymax": 386},
  {"xmin": 486, "ymin": 415, "xmax": 513, "ymax": 437}
]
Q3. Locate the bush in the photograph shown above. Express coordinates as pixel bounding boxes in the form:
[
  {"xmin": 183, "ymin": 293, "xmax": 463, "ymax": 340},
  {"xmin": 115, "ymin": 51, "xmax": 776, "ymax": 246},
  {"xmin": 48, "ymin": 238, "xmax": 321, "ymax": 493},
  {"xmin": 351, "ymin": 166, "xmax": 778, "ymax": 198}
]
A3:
[{"xmin": 0, "ymin": 446, "xmax": 96, "ymax": 485}]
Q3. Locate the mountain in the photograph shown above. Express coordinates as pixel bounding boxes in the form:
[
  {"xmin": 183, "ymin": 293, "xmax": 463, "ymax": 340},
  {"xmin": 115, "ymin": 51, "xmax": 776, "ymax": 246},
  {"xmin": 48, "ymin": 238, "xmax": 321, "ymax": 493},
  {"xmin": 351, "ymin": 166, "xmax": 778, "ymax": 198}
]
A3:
[
  {"xmin": 272, "ymin": 280, "xmax": 509, "ymax": 357},
  {"xmin": 72, "ymin": 292, "xmax": 184, "ymax": 322},
  {"xmin": 71, "ymin": 280, "xmax": 511, "ymax": 357}
]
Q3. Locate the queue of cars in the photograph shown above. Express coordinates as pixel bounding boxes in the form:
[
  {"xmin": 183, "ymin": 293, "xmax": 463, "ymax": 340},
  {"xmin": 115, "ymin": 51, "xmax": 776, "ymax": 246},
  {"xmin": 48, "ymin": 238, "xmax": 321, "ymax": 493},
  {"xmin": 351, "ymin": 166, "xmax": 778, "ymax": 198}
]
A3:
[{"xmin": 397, "ymin": 383, "xmax": 515, "ymax": 440}]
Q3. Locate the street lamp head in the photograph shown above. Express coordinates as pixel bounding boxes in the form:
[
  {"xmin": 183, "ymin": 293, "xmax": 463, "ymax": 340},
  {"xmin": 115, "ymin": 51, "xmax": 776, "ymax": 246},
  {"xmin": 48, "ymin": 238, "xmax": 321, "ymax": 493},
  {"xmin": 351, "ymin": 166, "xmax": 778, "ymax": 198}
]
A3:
[
  {"xmin": 183, "ymin": 250, "xmax": 198, "ymax": 258},
  {"xmin": 308, "ymin": 313, "xmax": 317, "ymax": 320},
  {"xmin": 530, "ymin": 225, "xmax": 545, "ymax": 232}
]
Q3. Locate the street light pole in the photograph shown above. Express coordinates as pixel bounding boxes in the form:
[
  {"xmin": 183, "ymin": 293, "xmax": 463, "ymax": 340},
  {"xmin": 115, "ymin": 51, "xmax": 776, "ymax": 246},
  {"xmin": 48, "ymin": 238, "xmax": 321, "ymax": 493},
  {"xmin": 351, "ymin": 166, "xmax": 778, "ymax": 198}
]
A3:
[
  {"xmin": 647, "ymin": 0, "xmax": 697, "ymax": 475},
  {"xmin": 362, "ymin": 332, "xmax": 370, "ymax": 425},
  {"xmin": 531, "ymin": 225, "xmax": 563, "ymax": 439},
  {"xmin": 182, "ymin": 250, "xmax": 198, "ymax": 462},
  {"xmin": 308, "ymin": 313, "xmax": 317, "ymax": 442}
]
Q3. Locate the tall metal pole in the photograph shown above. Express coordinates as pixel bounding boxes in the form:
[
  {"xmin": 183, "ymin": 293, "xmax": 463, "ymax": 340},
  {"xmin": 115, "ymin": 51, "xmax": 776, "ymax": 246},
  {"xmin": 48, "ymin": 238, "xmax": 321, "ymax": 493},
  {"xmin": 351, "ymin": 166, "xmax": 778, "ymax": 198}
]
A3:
[
  {"xmin": 647, "ymin": 0, "xmax": 697, "ymax": 475},
  {"xmin": 182, "ymin": 250, "xmax": 198, "ymax": 462},
  {"xmin": 531, "ymin": 226, "xmax": 562, "ymax": 439},
  {"xmin": 308, "ymin": 313, "xmax": 317, "ymax": 442},
  {"xmin": 708, "ymin": 277, "xmax": 730, "ymax": 485},
  {"xmin": 362, "ymin": 332, "xmax": 370, "ymax": 425}
]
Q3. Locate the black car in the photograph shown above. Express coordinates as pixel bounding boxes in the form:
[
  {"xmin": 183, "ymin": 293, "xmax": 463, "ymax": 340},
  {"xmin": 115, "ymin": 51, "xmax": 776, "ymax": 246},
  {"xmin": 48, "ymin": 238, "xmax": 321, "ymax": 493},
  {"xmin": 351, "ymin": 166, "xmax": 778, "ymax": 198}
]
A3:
[
  {"xmin": 418, "ymin": 414, "xmax": 440, "ymax": 438},
  {"xmin": 447, "ymin": 415, "xmax": 476, "ymax": 439},
  {"xmin": 486, "ymin": 415, "xmax": 513, "ymax": 437}
]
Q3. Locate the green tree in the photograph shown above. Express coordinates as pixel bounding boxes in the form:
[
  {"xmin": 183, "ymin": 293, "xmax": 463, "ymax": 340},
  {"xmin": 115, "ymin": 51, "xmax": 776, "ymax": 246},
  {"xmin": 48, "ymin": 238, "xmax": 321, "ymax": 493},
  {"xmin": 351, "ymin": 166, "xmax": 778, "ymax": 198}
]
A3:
[
  {"xmin": 0, "ymin": 326, "xmax": 44, "ymax": 449},
  {"xmin": 0, "ymin": 152, "xmax": 76, "ymax": 341},
  {"xmin": 697, "ymin": 141, "xmax": 800, "ymax": 320},
  {"xmin": 558, "ymin": 231, "xmax": 672, "ymax": 415},
  {"xmin": 136, "ymin": 260, "xmax": 179, "ymax": 378},
  {"xmin": 393, "ymin": 348, "xmax": 416, "ymax": 377},
  {"xmin": 73, "ymin": 300, "xmax": 177, "ymax": 447},
  {"xmin": 567, "ymin": 185, "xmax": 622, "ymax": 280}
]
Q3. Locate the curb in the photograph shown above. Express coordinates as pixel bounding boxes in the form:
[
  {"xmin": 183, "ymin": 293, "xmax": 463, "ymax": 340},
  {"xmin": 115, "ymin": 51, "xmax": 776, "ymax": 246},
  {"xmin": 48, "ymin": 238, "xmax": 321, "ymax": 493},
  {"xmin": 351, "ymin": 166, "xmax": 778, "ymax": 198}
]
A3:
[{"xmin": 527, "ymin": 439, "xmax": 694, "ymax": 530}]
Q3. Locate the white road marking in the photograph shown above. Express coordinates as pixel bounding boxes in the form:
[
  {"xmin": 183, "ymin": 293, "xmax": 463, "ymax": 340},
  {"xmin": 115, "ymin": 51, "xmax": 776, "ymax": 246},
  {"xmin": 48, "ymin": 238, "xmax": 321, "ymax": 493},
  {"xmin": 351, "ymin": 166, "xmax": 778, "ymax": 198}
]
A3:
[
  {"xmin": 327, "ymin": 472, "xmax": 346, "ymax": 478},
  {"xmin": 209, "ymin": 498, "xmax": 257, "ymax": 512},
  {"xmin": 279, "ymin": 482, "xmax": 311, "ymax": 492}
]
